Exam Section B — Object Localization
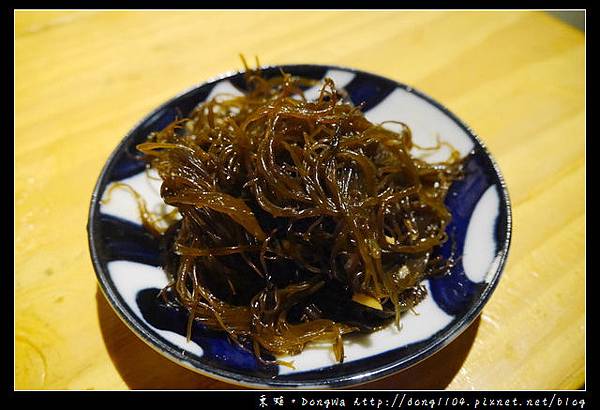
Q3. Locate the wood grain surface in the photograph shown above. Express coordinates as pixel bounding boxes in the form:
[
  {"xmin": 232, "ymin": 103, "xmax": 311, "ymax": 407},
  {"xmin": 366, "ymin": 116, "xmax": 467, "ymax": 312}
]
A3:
[{"xmin": 15, "ymin": 10, "xmax": 585, "ymax": 390}]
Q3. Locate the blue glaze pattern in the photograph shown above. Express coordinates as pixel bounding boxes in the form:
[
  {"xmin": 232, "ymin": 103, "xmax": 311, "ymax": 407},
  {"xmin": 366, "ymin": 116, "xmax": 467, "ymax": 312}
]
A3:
[
  {"xmin": 97, "ymin": 214, "xmax": 161, "ymax": 267},
  {"xmin": 343, "ymin": 74, "xmax": 398, "ymax": 112},
  {"xmin": 429, "ymin": 149, "xmax": 497, "ymax": 316},
  {"xmin": 136, "ymin": 288, "xmax": 278, "ymax": 377},
  {"xmin": 108, "ymin": 83, "xmax": 218, "ymax": 182}
]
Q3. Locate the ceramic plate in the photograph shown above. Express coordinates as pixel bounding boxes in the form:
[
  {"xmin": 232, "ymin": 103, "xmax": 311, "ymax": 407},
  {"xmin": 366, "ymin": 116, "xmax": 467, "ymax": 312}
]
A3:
[{"xmin": 88, "ymin": 64, "xmax": 512, "ymax": 388}]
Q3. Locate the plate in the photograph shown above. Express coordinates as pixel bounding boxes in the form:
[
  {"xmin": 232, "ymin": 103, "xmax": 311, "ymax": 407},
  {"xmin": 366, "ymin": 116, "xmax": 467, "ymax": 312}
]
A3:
[{"xmin": 88, "ymin": 64, "xmax": 512, "ymax": 388}]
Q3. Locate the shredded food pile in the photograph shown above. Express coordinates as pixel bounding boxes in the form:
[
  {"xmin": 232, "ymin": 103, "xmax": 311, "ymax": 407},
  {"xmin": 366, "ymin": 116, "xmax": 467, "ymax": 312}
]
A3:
[{"xmin": 135, "ymin": 61, "xmax": 463, "ymax": 365}]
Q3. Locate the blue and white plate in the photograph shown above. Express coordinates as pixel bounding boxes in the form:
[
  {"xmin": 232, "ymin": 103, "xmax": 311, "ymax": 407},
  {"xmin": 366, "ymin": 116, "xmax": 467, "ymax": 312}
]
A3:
[{"xmin": 87, "ymin": 65, "xmax": 512, "ymax": 388}]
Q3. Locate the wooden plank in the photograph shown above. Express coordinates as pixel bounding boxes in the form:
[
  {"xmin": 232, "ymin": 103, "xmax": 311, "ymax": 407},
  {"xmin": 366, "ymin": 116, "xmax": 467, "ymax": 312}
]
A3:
[{"xmin": 15, "ymin": 10, "xmax": 585, "ymax": 390}]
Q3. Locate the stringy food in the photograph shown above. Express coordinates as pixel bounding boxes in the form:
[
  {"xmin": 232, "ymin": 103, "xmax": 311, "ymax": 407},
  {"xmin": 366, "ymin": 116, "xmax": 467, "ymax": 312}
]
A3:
[{"xmin": 135, "ymin": 60, "xmax": 463, "ymax": 365}]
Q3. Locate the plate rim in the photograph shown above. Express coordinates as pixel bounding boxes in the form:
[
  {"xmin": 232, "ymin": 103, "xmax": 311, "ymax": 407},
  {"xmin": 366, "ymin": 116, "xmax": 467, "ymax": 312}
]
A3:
[{"xmin": 87, "ymin": 63, "xmax": 512, "ymax": 389}]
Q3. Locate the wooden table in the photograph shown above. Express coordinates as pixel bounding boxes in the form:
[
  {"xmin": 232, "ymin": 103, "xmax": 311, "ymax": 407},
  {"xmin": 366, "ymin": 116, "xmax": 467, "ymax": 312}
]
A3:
[{"xmin": 15, "ymin": 10, "xmax": 585, "ymax": 390}]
